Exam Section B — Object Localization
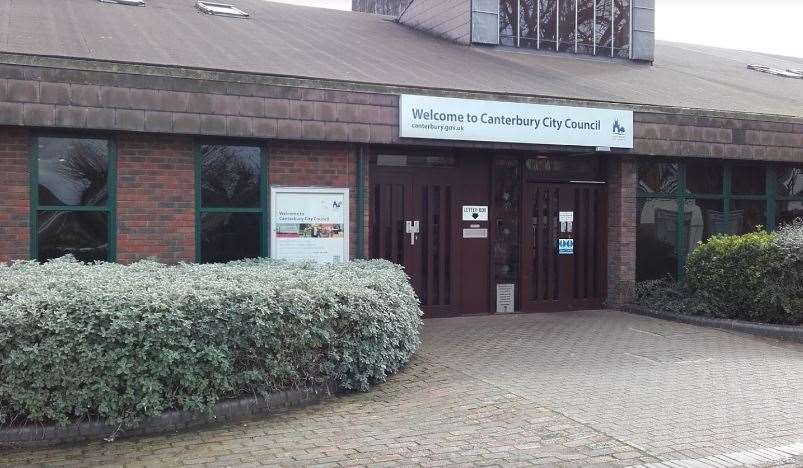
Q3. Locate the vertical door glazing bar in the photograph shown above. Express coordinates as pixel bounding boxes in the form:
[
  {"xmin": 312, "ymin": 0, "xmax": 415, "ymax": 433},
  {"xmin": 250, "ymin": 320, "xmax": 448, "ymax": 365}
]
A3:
[
  {"xmin": 575, "ymin": 0, "xmax": 579, "ymax": 53},
  {"xmin": 629, "ymin": 0, "xmax": 633, "ymax": 58},
  {"xmin": 556, "ymin": 0, "xmax": 560, "ymax": 51},
  {"xmin": 537, "ymin": 0, "xmax": 541, "ymax": 49},
  {"xmin": 611, "ymin": 0, "xmax": 615, "ymax": 57},
  {"xmin": 593, "ymin": 0, "xmax": 597, "ymax": 55}
]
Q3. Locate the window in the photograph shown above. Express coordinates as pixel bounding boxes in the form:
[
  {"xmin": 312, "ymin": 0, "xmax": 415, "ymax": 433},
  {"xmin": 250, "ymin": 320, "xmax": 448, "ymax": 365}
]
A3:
[
  {"xmin": 638, "ymin": 162, "xmax": 678, "ymax": 195},
  {"xmin": 732, "ymin": 199, "xmax": 767, "ymax": 234},
  {"xmin": 472, "ymin": 0, "xmax": 500, "ymax": 44},
  {"xmin": 777, "ymin": 201, "xmax": 803, "ymax": 228},
  {"xmin": 501, "ymin": 0, "xmax": 632, "ymax": 58},
  {"xmin": 525, "ymin": 155, "xmax": 603, "ymax": 181},
  {"xmin": 777, "ymin": 167, "xmax": 803, "ymax": 197},
  {"xmin": 32, "ymin": 136, "xmax": 115, "ymax": 263},
  {"xmin": 196, "ymin": 144, "xmax": 267, "ymax": 263},
  {"xmin": 195, "ymin": 1, "xmax": 249, "ymax": 18},
  {"xmin": 612, "ymin": 0, "xmax": 630, "ymax": 58},
  {"xmin": 636, "ymin": 160, "xmax": 803, "ymax": 280},
  {"xmin": 499, "ymin": 0, "xmax": 518, "ymax": 46},
  {"xmin": 636, "ymin": 198, "xmax": 679, "ymax": 280},
  {"xmin": 747, "ymin": 65, "xmax": 803, "ymax": 80},
  {"xmin": 492, "ymin": 159, "xmax": 522, "ymax": 281},
  {"xmin": 732, "ymin": 164, "xmax": 766, "ymax": 195},
  {"xmin": 685, "ymin": 161, "xmax": 723, "ymax": 195},
  {"xmin": 776, "ymin": 166, "xmax": 803, "ymax": 229},
  {"xmin": 98, "ymin": 0, "xmax": 145, "ymax": 5}
]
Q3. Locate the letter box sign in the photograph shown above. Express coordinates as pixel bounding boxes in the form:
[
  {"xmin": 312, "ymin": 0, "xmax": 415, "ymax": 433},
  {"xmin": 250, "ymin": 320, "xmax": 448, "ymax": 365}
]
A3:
[
  {"xmin": 462, "ymin": 205, "xmax": 488, "ymax": 221},
  {"xmin": 399, "ymin": 94, "xmax": 633, "ymax": 148}
]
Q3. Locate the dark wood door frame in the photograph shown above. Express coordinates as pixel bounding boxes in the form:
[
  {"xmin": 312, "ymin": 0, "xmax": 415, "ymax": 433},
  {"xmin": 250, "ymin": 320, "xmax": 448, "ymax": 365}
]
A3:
[
  {"xmin": 371, "ymin": 166, "xmax": 461, "ymax": 317},
  {"xmin": 520, "ymin": 182, "xmax": 607, "ymax": 312}
]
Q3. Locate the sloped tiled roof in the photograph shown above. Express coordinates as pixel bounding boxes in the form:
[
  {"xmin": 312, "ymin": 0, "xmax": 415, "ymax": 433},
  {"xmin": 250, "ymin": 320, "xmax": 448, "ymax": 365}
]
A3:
[{"xmin": 1, "ymin": 0, "xmax": 801, "ymax": 117}]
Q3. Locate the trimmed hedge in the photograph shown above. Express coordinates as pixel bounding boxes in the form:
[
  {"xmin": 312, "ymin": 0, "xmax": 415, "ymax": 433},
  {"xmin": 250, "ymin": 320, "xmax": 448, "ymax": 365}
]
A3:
[
  {"xmin": 0, "ymin": 258, "xmax": 422, "ymax": 428},
  {"xmin": 685, "ymin": 230, "xmax": 778, "ymax": 322},
  {"xmin": 768, "ymin": 224, "xmax": 803, "ymax": 322},
  {"xmin": 636, "ymin": 224, "xmax": 803, "ymax": 325}
]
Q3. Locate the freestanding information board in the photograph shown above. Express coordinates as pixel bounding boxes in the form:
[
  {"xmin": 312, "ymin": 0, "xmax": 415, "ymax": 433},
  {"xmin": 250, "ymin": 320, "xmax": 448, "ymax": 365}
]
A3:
[{"xmin": 270, "ymin": 187, "xmax": 349, "ymax": 263}]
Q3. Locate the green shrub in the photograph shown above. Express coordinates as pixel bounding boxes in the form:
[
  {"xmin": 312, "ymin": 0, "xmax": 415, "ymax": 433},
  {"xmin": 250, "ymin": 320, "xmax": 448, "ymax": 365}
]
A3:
[
  {"xmin": 0, "ymin": 257, "xmax": 422, "ymax": 428},
  {"xmin": 681, "ymin": 224, "xmax": 803, "ymax": 324},
  {"xmin": 685, "ymin": 230, "xmax": 780, "ymax": 322},
  {"xmin": 634, "ymin": 278, "xmax": 711, "ymax": 316},
  {"xmin": 767, "ymin": 224, "xmax": 803, "ymax": 323}
]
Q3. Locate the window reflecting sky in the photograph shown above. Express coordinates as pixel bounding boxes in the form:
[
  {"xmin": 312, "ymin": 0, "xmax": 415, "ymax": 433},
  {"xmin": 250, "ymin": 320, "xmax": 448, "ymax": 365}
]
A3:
[{"xmin": 279, "ymin": 0, "xmax": 802, "ymax": 58}]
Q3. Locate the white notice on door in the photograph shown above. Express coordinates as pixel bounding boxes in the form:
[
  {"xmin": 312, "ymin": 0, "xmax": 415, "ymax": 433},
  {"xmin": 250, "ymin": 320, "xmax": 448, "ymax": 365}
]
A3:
[
  {"xmin": 496, "ymin": 284, "xmax": 515, "ymax": 313},
  {"xmin": 559, "ymin": 211, "xmax": 574, "ymax": 223},
  {"xmin": 462, "ymin": 206, "xmax": 489, "ymax": 221},
  {"xmin": 463, "ymin": 228, "xmax": 488, "ymax": 239}
]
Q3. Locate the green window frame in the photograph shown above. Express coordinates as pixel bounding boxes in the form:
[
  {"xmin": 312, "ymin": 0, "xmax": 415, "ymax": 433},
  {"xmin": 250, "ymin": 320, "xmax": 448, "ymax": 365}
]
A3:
[
  {"xmin": 194, "ymin": 142, "xmax": 269, "ymax": 263},
  {"xmin": 636, "ymin": 160, "xmax": 803, "ymax": 279},
  {"xmin": 29, "ymin": 134, "xmax": 117, "ymax": 262}
]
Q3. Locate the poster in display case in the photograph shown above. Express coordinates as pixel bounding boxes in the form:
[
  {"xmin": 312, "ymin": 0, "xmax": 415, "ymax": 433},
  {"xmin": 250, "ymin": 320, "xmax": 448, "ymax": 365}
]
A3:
[{"xmin": 270, "ymin": 187, "xmax": 349, "ymax": 263}]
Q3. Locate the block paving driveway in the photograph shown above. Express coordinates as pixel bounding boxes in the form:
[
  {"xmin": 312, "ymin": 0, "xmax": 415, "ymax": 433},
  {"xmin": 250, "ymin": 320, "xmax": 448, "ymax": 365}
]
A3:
[{"xmin": 2, "ymin": 310, "xmax": 802, "ymax": 467}]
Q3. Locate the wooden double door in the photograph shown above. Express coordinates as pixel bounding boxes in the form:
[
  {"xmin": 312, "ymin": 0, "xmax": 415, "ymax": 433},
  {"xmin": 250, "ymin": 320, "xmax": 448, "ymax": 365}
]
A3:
[
  {"xmin": 521, "ymin": 183, "xmax": 607, "ymax": 312},
  {"xmin": 371, "ymin": 156, "xmax": 490, "ymax": 317}
]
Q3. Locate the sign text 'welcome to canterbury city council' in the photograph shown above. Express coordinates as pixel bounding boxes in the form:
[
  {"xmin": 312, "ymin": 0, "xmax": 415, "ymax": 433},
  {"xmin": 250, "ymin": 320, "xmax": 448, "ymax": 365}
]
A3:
[{"xmin": 399, "ymin": 94, "xmax": 634, "ymax": 149}]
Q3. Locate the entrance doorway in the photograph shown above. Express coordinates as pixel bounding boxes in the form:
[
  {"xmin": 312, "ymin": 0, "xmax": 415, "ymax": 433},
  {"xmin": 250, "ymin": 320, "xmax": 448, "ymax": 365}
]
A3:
[
  {"xmin": 521, "ymin": 183, "xmax": 607, "ymax": 311},
  {"xmin": 371, "ymin": 153, "xmax": 490, "ymax": 317}
]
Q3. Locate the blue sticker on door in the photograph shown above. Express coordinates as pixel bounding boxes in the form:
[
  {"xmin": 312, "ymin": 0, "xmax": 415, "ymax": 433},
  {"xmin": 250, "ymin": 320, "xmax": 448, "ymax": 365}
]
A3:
[{"xmin": 558, "ymin": 238, "xmax": 574, "ymax": 255}]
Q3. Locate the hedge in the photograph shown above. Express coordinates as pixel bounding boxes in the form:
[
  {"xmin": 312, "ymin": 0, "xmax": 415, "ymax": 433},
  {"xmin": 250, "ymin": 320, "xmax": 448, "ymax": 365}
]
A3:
[
  {"xmin": 0, "ymin": 257, "xmax": 422, "ymax": 428},
  {"xmin": 636, "ymin": 223, "xmax": 803, "ymax": 325},
  {"xmin": 685, "ymin": 229, "xmax": 778, "ymax": 322}
]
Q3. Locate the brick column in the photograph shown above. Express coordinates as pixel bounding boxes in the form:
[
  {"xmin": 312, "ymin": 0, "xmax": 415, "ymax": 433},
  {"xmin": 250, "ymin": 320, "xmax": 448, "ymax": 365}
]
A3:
[
  {"xmin": 116, "ymin": 133, "xmax": 195, "ymax": 264},
  {"xmin": 606, "ymin": 155, "xmax": 637, "ymax": 306},
  {"xmin": 0, "ymin": 126, "xmax": 29, "ymax": 262}
]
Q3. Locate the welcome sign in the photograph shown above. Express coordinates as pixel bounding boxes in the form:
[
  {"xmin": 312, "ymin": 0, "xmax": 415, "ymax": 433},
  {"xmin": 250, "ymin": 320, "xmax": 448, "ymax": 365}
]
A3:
[{"xmin": 399, "ymin": 95, "xmax": 634, "ymax": 149}]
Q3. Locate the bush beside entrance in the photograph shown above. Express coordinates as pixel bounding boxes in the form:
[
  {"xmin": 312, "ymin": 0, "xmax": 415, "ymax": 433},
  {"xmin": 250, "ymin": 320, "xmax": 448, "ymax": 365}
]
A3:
[
  {"xmin": 635, "ymin": 224, "xmax": 803, "ymax": 325},
  {"xmin": 0, "ymin": 258, "xmax": 422, "ymax": 428}
]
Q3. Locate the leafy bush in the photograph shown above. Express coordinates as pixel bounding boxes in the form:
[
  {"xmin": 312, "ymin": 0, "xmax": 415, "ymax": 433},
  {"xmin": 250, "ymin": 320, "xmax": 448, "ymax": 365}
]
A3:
[
  {"xmin": 0, "ymin": 258, "xmax": 422, "ymax": 428},
  {"xmin": 767, "ymin": 224, "xmax": 803, "ymax": 323},
  {"xmin": 634, "ymin": 278, "xmax": 711, "ymax": 316},
  {"xmin": 637, "ymin": 224, "xmax": 803, "ymax": 324},
  {"xmin": 685, "ymin": 230, "xmax": 780, "ymax": 322}
]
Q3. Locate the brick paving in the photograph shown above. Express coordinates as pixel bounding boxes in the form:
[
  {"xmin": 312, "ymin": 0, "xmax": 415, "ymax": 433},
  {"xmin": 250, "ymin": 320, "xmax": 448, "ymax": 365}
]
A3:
[{"xmin": 2, "ymin": 310, "xmax": 802, "ymax": 467}]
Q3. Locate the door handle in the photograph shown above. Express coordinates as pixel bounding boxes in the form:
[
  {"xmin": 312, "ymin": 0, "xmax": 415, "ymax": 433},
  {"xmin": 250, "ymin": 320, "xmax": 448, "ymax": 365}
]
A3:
[{"xmin": 405, "ymin": 220, "xmax": 420, "ymax": 246}]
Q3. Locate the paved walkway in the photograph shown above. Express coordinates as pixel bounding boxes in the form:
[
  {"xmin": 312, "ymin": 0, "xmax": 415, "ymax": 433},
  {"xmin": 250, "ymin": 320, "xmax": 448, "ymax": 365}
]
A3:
[{"xmin": 2, "ymin": 310, "xmax": 802, "ymax": 467}]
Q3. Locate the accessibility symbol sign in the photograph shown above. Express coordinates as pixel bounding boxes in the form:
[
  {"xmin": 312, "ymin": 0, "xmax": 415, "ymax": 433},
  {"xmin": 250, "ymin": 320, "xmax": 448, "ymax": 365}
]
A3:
[{"xmin": 558, "ymin": 238, "xmax": 574, "ymax": 255}]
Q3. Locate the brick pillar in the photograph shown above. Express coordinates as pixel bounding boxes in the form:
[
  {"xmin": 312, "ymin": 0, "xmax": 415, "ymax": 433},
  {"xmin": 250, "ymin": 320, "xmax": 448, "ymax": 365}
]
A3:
[
  {"xmin": 116, "ymin": 133, "xmax": 195, "ymax": 264},
  {"xmin": 0, "ymin": 126, "xmax": 29, "ymax": 262},
  {"xmin": 606, "ymin": 155, "xmax": 637, "ymax": 306},
  {"xmin": 358, "ymin": 146, "xmax": 371, "ymax": 260}
]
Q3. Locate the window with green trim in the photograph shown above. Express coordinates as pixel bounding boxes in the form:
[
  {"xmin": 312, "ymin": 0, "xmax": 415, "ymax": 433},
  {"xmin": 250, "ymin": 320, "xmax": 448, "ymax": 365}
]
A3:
[
  {"xmin": 196, "ymin": 144, "xmax": 268, "ymax": 263},
  {"xmin": 31, "ymin": 136, "xmax": 116, "ymax": 263},
  {"xmin": 636, "ymin": 160, "xmax": 803, "ymax": 281}
]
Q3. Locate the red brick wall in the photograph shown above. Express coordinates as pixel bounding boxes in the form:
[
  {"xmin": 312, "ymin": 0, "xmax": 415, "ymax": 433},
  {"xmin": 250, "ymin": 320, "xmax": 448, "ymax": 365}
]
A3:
[
  {"xmin": 0, "ymin": 130, "xmax": 370, "ymax": 264},
  {"xmin": 606, "ymin": 156, "xmax": 637, "ymax": 306},
  {"xmin": 116, "ymin": 133, "xmax": 195, "ymax": 264},
  {"xmin": 0, "ymin": 126, "xmax": 29, "ymax": 262},
  {"xmin": 270, "ymin": 142, "xmax": 367, "ymax": 259}
]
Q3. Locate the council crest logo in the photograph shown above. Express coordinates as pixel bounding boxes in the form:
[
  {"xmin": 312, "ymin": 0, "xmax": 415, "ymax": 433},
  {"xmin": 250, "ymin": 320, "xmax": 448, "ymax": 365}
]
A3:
[{"xmin": 612, "ymin": 120, "xmax": 627, "ymax": 135}]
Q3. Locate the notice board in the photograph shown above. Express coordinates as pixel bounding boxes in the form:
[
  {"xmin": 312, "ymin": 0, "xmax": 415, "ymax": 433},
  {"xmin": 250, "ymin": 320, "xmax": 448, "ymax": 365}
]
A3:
[{"xmin": 270, "ymin": 187, "xmax": 349, "ymax": 263}]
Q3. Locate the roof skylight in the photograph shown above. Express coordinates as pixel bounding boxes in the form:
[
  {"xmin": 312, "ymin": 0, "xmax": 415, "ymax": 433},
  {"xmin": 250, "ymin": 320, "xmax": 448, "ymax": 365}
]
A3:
[
  {"xmin": 196, "ymin": 1, "xmax": 249, "ymax": 18},
  {"xmin": 98, "ymin": 0, "xmax": 146, "ymax": 6},
  {"xmin": 747, "ymin": 65, "xmax": 803, "ymax": 79}
]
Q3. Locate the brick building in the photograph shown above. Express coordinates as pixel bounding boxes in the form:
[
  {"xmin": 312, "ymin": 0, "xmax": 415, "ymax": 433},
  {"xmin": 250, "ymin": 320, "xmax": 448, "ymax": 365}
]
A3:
[{"xmin": 0, "ymin": 0, "xmax": 801, "ymax": 317}]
